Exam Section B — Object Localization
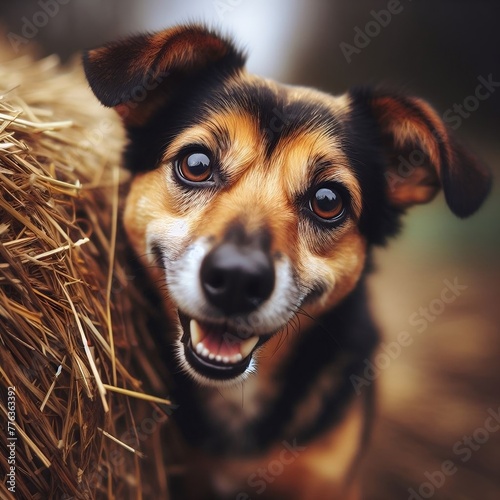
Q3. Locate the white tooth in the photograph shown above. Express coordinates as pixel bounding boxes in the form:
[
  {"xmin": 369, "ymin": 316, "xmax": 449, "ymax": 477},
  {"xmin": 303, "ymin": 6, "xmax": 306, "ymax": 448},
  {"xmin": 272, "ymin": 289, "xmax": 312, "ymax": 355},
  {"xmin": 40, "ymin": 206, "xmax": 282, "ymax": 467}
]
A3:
[
  {"xmin": 233, "ymin": 353, "xmax": 243, "ymax": 363},
  {"xmin": 190, "ymin": 319, "xmax": 202, "ymax": 347},
  {"xmin": 222, "ymin": 356, "xmax": 229, "ymax": 364},
  {"xmin": 215, "ymin": 355, "xmax": 222, "ymax": 362},
  {"xmin": 240, "ymin": 336, "xmax": 259, "ymax": 359},
  {"xmin": 202, "ymin": 348, "xmax": 210, "ymax": 358},
  {"xmin": 196, "ymin": 342, "xmax": 204, "ymax": 354},
  {"xmin": 209, "ymin": 353, "xmax": 215, "ymax": 360}
]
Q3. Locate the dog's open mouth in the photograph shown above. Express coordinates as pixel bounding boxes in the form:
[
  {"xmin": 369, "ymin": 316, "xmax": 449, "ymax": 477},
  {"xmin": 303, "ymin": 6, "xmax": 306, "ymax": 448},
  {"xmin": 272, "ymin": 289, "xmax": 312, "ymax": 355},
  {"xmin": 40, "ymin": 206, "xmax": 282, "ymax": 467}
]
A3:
[{"xmin": 179, "ymin": 314, "xmax": 266, "ymax": 380}]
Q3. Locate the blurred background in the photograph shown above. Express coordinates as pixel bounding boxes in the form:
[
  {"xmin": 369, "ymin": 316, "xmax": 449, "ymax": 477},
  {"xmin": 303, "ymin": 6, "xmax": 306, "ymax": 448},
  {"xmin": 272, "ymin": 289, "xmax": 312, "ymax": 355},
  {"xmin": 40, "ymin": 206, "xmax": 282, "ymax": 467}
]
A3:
[{"xmin": 0, "ymin": 0, "xmax": 498, "ymax": 498}]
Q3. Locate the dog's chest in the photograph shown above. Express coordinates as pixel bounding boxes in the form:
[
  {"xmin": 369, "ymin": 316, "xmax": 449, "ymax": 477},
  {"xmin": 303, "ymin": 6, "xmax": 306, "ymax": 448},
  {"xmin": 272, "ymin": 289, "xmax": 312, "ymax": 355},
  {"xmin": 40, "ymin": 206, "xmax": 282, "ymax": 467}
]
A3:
[
  {"xmin": 197, "ymin": 353, "xmax": 346, "ymax": 443},
  {"xmin": 202, "ymin": 376, "xmax": 274, "ymax": 437}
]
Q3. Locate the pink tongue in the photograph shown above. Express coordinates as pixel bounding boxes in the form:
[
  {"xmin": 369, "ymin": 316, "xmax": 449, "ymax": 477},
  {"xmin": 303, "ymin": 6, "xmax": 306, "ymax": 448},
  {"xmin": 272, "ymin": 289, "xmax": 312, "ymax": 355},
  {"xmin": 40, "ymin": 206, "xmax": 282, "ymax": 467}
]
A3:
[{"xmin": 202, "ymin": 329, "xmax": 242, "ymax": 358}]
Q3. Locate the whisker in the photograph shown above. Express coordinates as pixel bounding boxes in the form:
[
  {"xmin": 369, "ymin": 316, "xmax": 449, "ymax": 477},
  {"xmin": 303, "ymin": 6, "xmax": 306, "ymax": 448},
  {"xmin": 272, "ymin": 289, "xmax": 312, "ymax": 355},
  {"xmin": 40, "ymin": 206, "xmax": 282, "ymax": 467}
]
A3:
[
  {"xmin": 295, "ymin": 306, "xmax": 344, "ymax": 349},
  {"xmin": 273, "ymin": 328, "xmax": 289, "ymax": 355}
]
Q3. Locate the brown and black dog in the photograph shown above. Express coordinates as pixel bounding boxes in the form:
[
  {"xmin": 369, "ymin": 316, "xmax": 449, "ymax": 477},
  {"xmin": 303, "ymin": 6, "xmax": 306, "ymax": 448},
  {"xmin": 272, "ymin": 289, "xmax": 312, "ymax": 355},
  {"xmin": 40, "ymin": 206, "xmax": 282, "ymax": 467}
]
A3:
[{"xmin": 83, "ymin": 25, "xmax": 491, "ymax": 499}]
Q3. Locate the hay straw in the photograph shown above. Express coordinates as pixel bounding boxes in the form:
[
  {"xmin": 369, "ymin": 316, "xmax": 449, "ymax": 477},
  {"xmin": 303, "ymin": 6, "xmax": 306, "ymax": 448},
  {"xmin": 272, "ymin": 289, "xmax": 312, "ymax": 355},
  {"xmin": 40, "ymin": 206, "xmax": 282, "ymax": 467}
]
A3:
[
  {"xmin": 0, "ymin": 50, "xmax": 174, "ymax": 498},
  {"xmin": 102, "ymin": 385, "xmax": 172, "ymax": 406},
  {"xmin": 106, "ymin": 162, "xmax": 120, "ymax": 387},
  {"xmin": 58, "ymin": 277, "xmax": 109, "ymax": 412},
  {"xmin": 0, "ymin": 112, "xmax": 73, "ymax": 131},
  {"xmin": 39, "ymin": 357, "xmax": 65, "ymax": 412},
  {"xmin": 98, "ymin": 428, "xmax": 146, "ymax": 458}
]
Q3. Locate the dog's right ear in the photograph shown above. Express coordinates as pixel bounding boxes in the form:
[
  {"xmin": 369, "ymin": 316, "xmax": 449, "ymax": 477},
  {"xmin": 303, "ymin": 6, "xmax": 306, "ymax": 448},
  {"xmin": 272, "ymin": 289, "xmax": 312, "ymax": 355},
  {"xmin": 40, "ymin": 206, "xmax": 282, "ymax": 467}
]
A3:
[{"xmin": 83, "ymin": 25, "xmax": 245, "ymax": 126}]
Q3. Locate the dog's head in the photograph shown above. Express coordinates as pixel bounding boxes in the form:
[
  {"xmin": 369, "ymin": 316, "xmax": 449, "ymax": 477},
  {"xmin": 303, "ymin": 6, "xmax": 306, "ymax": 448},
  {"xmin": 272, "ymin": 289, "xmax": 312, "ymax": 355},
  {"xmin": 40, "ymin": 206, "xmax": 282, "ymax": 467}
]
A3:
[{"xmin": 84, "ymin": 25, "xmax": 491, "ymax": 386}]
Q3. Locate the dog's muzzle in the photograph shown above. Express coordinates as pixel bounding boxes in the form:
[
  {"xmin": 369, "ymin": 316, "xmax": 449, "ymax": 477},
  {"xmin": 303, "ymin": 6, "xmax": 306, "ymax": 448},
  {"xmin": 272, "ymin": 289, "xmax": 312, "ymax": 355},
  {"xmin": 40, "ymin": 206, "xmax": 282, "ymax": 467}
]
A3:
[{"xmin": 181, "ymin": 226, "xmax": 276, "ymax": 380}]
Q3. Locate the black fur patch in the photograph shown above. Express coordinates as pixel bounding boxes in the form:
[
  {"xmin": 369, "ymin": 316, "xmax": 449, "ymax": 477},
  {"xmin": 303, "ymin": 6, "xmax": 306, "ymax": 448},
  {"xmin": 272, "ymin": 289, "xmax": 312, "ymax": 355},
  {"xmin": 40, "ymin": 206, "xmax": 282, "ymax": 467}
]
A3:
[{"xmin": 344, "ymin": 87, "xmax": 403, "ymax": 245}]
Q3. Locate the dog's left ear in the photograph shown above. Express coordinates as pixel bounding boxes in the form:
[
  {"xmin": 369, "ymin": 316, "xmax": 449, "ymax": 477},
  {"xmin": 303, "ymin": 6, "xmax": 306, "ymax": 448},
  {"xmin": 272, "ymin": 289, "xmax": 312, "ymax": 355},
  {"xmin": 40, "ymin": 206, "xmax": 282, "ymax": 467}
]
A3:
[
  {"xmin": 83, "ymin": 25, "xmax": 245, "ymax": 126},
  {"xmin": 356, "ymin": 89, "xmax": 492, "ymax": 218}
]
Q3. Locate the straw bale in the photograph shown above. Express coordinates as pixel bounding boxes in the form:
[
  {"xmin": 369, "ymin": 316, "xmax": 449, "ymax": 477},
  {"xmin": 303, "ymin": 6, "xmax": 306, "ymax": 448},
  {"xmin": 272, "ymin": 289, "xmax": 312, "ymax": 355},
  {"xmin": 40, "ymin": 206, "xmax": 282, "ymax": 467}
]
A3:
[{"xmin": 0, "ymin": 50, "xmax": 172, "ymax": 499}]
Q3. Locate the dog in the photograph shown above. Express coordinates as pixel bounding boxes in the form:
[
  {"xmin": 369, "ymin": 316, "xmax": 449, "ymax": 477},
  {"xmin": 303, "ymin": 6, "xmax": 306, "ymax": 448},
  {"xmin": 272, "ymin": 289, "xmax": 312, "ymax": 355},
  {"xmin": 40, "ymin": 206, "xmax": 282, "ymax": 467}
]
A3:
[{"xmin": 83, "ymin": 24, "xmax": 492, "ymax": 499}]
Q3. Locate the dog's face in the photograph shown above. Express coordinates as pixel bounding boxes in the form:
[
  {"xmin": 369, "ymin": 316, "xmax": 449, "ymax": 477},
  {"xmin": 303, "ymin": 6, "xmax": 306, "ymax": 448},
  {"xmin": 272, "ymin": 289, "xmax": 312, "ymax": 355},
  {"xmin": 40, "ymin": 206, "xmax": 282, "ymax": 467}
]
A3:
[
  {"xmin": 84, "ymin": 25, "xmax": 491, "ymax": 386},
  {"xmin": 121, "ymin": 83, "xmax": 367, "ymax": 385}
]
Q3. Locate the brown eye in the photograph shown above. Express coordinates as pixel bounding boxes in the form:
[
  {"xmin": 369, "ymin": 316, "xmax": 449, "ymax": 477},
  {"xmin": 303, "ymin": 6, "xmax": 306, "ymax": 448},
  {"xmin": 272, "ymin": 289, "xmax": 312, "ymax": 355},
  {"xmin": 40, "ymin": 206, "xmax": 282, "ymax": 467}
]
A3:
[
  {"xmin": 310, "ymin": 187, "xmax": 344, "ymax": 220},
  {"xmin": 178, "ymin": 152, "xmax": 212, "ymax": 182}
]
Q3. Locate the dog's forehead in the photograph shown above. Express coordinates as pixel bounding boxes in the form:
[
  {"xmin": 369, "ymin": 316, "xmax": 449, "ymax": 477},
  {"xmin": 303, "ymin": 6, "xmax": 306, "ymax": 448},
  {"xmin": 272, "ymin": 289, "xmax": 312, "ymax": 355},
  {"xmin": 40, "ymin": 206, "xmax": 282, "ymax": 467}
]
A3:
[
  {"xmin": 204, "ymin": 74, "xmax": 352, "ymax": 150},
  {"xmin": 166, "ymin": 72, "xmax": 352, "ymax": 147}
]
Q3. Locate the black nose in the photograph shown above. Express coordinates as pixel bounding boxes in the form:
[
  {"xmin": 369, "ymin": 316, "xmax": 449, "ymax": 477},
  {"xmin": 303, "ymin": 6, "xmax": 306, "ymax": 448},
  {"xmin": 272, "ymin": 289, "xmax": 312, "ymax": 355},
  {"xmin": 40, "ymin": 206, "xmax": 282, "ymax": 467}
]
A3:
[{"xmin": 200, "ymin": 230, "xmax": 275, "ymax": 315}]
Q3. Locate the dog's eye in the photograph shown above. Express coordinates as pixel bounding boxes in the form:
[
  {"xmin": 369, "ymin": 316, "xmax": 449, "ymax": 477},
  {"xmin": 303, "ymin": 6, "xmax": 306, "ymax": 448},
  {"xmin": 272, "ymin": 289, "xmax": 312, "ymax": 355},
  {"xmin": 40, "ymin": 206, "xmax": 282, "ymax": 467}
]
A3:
[
  {"xmin": 309, "ymin": 186, "xmax": 344, "ymax": 221},
  {"xmin": 178, "ymin": 152, "xmax": 212, "ymax": 182}
]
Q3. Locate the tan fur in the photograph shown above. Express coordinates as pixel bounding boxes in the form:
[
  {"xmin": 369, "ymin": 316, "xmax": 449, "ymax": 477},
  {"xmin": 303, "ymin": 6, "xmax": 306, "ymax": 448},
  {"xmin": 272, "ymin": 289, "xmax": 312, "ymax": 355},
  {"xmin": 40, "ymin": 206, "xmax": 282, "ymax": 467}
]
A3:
[
  {"xmin": 371, "ymin": 95, "xmax": 454, "ymax": 208},
  {"xmin": 371, "ymin": 96, "xmax": 444, "ymax": 171}
]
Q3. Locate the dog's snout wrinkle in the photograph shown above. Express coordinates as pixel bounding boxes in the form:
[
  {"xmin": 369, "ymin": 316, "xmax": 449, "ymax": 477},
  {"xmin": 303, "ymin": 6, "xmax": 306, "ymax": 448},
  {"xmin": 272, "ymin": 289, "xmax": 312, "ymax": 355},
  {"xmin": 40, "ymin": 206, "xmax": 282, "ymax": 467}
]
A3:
[
  {"xmin": 223, "ymin": 223, "xmax": 272, "ymax": 251},
  {"xmin": 200, "ymin": 233, "xmax": 275, "ymax": 315}
]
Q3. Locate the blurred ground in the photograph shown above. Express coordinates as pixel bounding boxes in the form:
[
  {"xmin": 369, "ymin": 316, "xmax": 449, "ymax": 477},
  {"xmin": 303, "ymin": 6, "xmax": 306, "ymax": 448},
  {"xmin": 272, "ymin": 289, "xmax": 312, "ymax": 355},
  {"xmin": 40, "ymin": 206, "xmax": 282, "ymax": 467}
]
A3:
[{"xmin": 362, "ymin": 170, "xmax": 500, "ymax": 499}]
